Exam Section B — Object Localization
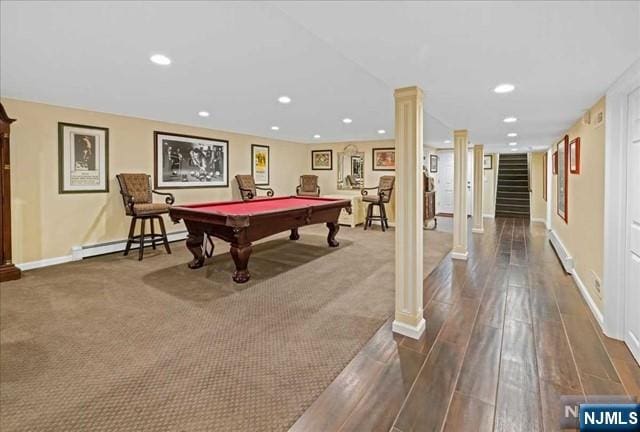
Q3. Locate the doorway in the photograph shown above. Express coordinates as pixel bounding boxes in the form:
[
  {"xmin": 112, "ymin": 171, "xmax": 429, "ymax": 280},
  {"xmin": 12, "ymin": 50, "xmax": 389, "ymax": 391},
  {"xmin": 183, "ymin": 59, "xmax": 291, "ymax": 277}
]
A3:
[{"xmin": 436, "ymin": 149, "xmax": 473, "ymax": 216}]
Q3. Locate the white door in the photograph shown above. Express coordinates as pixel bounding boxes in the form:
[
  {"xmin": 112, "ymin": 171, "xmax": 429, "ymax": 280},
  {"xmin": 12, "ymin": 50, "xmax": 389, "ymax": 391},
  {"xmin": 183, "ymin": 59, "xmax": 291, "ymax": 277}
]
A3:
[
  {"xmin": 625, "ymin": 86, "xmax": 640, "ymax": 363},
  {"xmin": 437, "ymin": 151, "xmax": 454, "ymax": 213},
  {"xmin": 467, "ymin": 149, "xmax": 474, "ymax": 216}
]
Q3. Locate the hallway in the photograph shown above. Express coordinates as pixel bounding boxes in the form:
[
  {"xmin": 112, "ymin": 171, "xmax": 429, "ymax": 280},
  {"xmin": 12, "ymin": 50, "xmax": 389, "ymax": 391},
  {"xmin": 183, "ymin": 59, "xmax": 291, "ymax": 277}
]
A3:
[{"xmin": 292, "ymin": 218, "xmax": 640, "ymax": 431}]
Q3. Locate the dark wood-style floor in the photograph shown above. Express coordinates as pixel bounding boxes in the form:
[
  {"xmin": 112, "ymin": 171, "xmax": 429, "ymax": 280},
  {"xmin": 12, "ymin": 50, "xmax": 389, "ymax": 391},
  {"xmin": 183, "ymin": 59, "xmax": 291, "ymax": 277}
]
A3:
[{"xmin": 291, "ymin": 217, "xmax": 640, "ymax": 432}]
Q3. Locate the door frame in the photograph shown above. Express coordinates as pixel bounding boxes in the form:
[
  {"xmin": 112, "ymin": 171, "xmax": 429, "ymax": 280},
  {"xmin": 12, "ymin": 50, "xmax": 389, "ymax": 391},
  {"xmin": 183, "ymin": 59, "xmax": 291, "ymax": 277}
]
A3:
[{"xmin": 603, "ymin": 59, "xmax": 640, "ymax": 341}]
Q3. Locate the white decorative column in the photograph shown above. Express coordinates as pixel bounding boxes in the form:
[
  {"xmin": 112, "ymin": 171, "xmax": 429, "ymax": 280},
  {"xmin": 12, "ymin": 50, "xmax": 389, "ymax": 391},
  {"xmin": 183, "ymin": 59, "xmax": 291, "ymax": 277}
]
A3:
[
  {"xmin": 452, "ymin": 129, "xmax": 469, "ymax": 260},
  {"xmin": 392, "ymin": 86, "xmax": 425, "ymax": 340},
  {"xmin": 472, "ymin": 144, "xmax": 484, "ymax": 234}
]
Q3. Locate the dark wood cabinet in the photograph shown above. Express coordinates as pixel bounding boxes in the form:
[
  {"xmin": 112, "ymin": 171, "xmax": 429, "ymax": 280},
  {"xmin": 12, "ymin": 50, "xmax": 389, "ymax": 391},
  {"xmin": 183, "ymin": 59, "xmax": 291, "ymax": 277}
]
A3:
[{"xmin": 0, "ymin": 102, "xmax": 21, "ymax": 282}]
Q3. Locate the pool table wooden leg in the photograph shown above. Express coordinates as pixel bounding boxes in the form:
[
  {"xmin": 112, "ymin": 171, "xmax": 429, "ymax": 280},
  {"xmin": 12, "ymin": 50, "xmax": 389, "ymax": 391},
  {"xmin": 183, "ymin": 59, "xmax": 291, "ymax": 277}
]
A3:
[
  {"xmin": 186, "ymin": 231, "xmax": 205, "ymax": 269},
  {"xmin": 230, "ymin": 243, "xmax": 252, "ymax": 283},
  {"xmin": 327, "ymin": 222, "xmax": 340, "ymax": 247},
  {"xmin": 289, "ymin": 228, "xmax": 300, "ymax": 240}
]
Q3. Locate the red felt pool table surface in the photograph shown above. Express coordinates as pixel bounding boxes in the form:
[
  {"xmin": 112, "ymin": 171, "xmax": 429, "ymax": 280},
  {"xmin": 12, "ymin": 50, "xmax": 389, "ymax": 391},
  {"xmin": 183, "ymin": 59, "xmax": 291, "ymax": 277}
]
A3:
[{"xmin": 178, "ymin": 196, "xmax": 344, "ymax": 216}]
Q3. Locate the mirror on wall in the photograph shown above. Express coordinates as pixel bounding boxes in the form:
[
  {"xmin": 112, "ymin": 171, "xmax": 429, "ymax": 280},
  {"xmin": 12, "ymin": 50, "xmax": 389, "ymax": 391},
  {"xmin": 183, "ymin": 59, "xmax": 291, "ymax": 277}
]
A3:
[{"xmin": 337, "ymin": 144, "xmax": 365, "ymax": 190}]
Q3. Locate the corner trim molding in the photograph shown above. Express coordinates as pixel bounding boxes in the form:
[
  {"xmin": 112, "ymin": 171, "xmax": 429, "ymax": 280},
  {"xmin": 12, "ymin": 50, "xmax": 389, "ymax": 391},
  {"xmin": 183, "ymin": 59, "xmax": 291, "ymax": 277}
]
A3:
[
  {"xmin": 16, "ymin": 230, "xmax": 188, "ymax": 271},
  {"xmin": 392, "ymin": 318, "xmax": 426, "ymax": 340}
]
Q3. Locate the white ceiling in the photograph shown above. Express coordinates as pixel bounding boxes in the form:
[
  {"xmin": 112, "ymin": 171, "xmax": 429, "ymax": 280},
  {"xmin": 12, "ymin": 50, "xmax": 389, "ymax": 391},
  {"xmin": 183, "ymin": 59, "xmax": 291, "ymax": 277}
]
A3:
[{"xmin": 1, "ymin": 1, "xmax": 639, "ymax": 153}]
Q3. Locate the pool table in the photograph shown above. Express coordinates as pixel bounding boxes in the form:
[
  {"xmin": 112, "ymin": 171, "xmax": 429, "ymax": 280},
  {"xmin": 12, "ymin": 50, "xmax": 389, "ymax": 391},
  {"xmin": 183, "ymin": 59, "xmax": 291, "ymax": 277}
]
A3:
[{"xmin": 169, "ymin": 196, "xmax": 351, "ymax": 283}]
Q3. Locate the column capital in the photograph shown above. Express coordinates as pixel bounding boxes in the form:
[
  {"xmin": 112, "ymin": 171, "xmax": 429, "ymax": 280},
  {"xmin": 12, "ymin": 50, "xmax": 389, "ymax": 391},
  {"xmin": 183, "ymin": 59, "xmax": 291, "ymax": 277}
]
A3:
[
  {"xmin": 394, "ymin": 86, "xmax": 424, "ymax": 99},
  {"xmin": 453, "ymin": 129, "xmax": 468, "ymax": 137}
]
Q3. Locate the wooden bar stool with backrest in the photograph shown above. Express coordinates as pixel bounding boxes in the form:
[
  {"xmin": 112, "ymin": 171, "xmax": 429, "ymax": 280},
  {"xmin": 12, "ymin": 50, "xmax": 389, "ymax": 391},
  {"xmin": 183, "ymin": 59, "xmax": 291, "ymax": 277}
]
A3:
[
  {"xmin": 296, "ymin": 175, "xmax": 320, "ymax": 197},
  {"xmin": 235, "ymin": 174, "xmax": 274, "ymax": 200},
  {"xmin": 116, "ymin": 174, "xmax": 175, "ymax": 260},
  {"xmin": 361, "ymin": 175, "xmax": 395, "ymax": 232}
]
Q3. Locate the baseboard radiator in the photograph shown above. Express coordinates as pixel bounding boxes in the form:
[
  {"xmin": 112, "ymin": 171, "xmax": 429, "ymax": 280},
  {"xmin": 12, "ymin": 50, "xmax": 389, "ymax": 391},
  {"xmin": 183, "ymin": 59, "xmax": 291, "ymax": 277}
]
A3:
[{"xmin": 549, "ymin": 230, "xmax": 574, "ymax": 273}]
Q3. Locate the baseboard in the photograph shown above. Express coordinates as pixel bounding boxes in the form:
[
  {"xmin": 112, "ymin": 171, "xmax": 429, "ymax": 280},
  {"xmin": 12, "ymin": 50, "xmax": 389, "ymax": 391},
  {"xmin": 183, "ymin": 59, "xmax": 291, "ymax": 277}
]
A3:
[
  {"xmin": 571, "ymin": 270, "xmax": 604, "ymax": 329},
  {"xmin": 530, "ymin": 217, "xmax": 546, "ymax": 224},
  {"xmin": 451, "ymin": 250, "xmax": 469, "ymax": 261},
  {"xmin": 392, "ymin": 318, "xmax": 426, "ymax": 340},
  {"xmin": 483, "ymin": 213, "xmax": 495, "ymax": 218},
  {"xmin": 472, "ymin": 227, "xmax": 485, "ymax": 234},
  {"xmin": 549, "ymin": 230, "xmax": 574, "ymax": 273},
  {"xmin": 16, "ymin": 230, "xmax": 188, "ymax": 271},
  {"xmin": 17, "ymin": 255, "xmax": 74, "ymax": 271}
]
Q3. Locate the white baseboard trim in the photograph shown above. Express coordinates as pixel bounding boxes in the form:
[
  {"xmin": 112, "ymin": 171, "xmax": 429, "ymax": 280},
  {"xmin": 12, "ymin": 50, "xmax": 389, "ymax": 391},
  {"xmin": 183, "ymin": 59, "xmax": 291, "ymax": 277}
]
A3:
[
  {"xmin": 16, "ymin": 230, "xmax": 188, "ymax": 271},
  {"xmin": 571, "ymin": 270, "xmax": 604, "ymax": 329},
  {"xmin": 549, "ymin": 230, "xmax": 574, "ymax": 273},
  {"xmin": 451, "ymin": 250, "xmax": 469, "ymax": 260},
  {"xmin": 17, "ymin": 255, "xmax": 74, "ymax": 271},
  {"xmin": 483, "ymin": 213, "xmax": 495, "ymax": 218},
  {"xmin": 472, "ymin": 227, "xmax": 485, "ymax": 234},
  {"xmin": 530, "ymin": 217, "xmax": 546, "ymax": 224},
  {"xmin": 392, "ymin": 318, "xmax": 426, "ymax": 340}
]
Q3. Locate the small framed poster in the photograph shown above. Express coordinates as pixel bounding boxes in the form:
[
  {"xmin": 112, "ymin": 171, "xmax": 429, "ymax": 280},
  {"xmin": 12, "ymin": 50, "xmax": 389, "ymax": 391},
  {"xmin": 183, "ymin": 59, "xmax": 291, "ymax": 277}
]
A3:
[
  {"xmin": 552, "ymin": 151, "xmax": 558, "ymax": 174},
  {"xmin": 569, "ymin": 137, "xmax": 580, "ymax": 174},
  {"xmin": 252, "ymin": 144, "xmax": 270, "ymax": 185},
  {"xmin": 154, "ymin": 131, "xmax": 229, "ymax": 189},
  {"xmin": 429, "ymin": 154, "xmax": 438, "ymax": 173},
  {"xmin": 483, "ymin": 155, "xmax": 493, "ymax": 170},
  {"xmin": 311, "ymin": 150, "xmax": 333, "ymax": 170},
  {"xmin": 58, "ymin": 122, "xmax": 109, "ymax": 193},
  {"xmin": 372, "ymin": 147, "xmax": 395, "ymax": 171}
]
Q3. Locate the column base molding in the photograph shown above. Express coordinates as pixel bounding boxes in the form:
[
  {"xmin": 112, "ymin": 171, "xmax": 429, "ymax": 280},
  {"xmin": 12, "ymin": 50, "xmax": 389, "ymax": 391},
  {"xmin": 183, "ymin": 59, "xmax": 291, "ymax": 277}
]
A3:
[
  {"xmin": 392, "ymin": 318, "xmax": 426, "ymax": 340},
  {"xmin": 451, "ymin": 250, "xmax": 469, "ymax": 260},
  {"xmin": 472, "ymin": 227, "xmax": 485, "ymax": 234}
]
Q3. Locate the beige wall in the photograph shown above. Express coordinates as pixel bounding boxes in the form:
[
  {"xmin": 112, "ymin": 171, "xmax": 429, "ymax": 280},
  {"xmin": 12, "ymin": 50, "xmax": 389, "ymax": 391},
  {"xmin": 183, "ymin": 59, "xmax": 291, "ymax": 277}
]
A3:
[
  {"xmin": 551, "ymin": 96, "xmax": 605, "ymax": 309},
  {"xmin": 530, "ymin": 152, "xmax": 547, "ymax": 221},
  {"xmin": 2, "ymin": 98, "xmax": 308, "ymax": 264},
  {"xmin": 308, "ymin": 139, "xmax": 398, "ymax": 222},
  {"xmin": 482, "ymin": 153, "xmax": 497, "ymax": 217}
]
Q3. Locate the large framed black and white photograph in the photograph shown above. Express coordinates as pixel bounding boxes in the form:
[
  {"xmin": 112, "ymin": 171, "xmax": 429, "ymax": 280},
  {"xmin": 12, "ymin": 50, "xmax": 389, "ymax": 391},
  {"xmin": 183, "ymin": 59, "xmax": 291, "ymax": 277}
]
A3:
[
  {"xmin": 58, "ymin": 122, "xmax": 109, "ymax": 193},
  {"xmin": 154, "ymin": 131, "xmax": 229, "ymax": 189}
]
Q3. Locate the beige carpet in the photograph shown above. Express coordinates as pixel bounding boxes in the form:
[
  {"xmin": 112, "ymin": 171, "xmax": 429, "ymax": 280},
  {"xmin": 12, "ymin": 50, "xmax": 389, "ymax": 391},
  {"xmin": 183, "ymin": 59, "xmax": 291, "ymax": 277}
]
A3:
[{"xmin": 0, "ymin": 224, "xmax": 452, "ymax": 431}]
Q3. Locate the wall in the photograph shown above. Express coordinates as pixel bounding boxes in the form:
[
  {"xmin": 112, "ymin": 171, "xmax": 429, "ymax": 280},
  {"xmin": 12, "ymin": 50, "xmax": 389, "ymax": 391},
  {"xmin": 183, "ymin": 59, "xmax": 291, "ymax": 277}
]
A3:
[
  {"xmin": 483, "ymin": 153, "xmax": 497, "ymax": 217},
  {"xmin": 550, "ymin": 96, "xmax": 605, "ymax": 309},
  {"xmin": 2, "ymin": 98, "xmax": 308, "ymax": 265},
  {"xmin": 529, "ymin": 152, "xmax": 547, "ymax": 222}
]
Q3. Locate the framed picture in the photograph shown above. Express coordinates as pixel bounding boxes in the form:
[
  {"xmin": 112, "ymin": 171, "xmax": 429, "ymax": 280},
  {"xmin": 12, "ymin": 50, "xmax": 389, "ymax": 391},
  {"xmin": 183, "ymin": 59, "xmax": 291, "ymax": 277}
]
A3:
[
  {"xmin": 251, "ymin": 144, "xmax": 270, "ymax": 185},
  {"xmin": 311, "ymin": 150, "xmax": 332, "ymax": 170},
  {"xmin": 58, "ymin": 122, "xmax": 109, "ymax": 193},
  {"xmin": 557, "ymin": 135, "xmax": 568, "ymax": 223},
  {"xmin": 543, "ymin": 153, "xmax": 547, "ymax": 201},
  {"xmin": 569, "ymin": 137, "xmax": 580, "ymax": 174},
  {"xmin": 483, "ymin": 155, "xmax": 493, "ymax": 170},
  {"xmin": 154, "ymin": 131, "xmax": 228, "ymax": 189},
  {"xmin": 429, "ymin": 154, "xmax": 438, "ymax": 173},
  {"xmin": 372, "ymin": 147, "xmax": 395, "ymax": 171},
  {"xmin": 552, "ymin": 151, "xmax": 558, "ymax": 174}
]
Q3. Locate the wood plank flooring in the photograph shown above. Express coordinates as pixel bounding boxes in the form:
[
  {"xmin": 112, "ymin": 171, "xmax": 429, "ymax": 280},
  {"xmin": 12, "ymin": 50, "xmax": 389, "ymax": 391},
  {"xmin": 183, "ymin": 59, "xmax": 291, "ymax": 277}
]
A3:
[{"xmin": 291, "ymin": 217, "xmax": 640, "ymax": 432}]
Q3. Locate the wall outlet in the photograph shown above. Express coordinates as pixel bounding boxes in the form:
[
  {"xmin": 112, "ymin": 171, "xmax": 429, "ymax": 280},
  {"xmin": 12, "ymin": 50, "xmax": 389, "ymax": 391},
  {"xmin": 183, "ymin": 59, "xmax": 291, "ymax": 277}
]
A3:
[{"xmin": 591, "ymin": 270, "xmax": 602, "ymax": 297}]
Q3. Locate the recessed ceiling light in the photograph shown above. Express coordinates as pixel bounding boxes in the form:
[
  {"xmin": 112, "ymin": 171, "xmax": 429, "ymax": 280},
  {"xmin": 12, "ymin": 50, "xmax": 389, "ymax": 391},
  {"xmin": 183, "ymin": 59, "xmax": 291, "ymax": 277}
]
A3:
[
  {"xmin": 444, "ymin": 140, "xmax": 451, "ymax": 144},
  {"xmin": 313, "ymin": 134, "xmax": 321, "ymax": 139},
  {"xmin": 150, "ymin": 54, "xmax": 171, "ymax": 65},
  {"xmin": 509, "ymin": 142, "xmax": 517, "ymax": 146},
  {"xmin": 511, "ymin": 148, "xmax": 518, "ymax": 152},
  {"xmin": 377, "ymin": 129, "xmax": 386, "ymax": 134},
  {"xmin": 503, "ymin": 117, "xmax": 518, "ymax": 123},
  {"xmin": 278, "ymin": 96, "xmax": 291, "ymax": 104},
  {"xmin": 507, "ymin": 132, "xmax": 518, "ymax": 137},
  {"xmin": 342, "ymin": 118, "xmax": 353, "ymax": 124},
  {"xmin": 271, "ymin": 126, "xmax": 279, "ymax": 131},
  {"xmin": 494, "ymin": 83, "xmax": 515, "ymax": 94},
  {"xmin": 198, "ymin": 111, "xmax": 210, "ymax": 117}
]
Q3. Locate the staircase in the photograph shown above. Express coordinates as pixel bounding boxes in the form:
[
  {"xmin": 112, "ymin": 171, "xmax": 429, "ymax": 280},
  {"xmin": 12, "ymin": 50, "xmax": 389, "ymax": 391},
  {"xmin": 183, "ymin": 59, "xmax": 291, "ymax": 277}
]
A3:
[{"xmin": 495, "ymin": 153, "xmax": 530, "ymax": 218}]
